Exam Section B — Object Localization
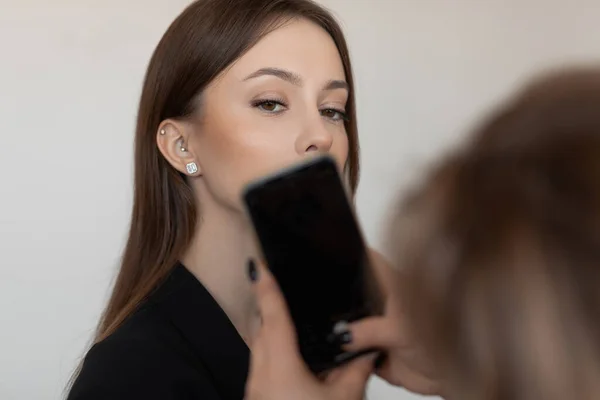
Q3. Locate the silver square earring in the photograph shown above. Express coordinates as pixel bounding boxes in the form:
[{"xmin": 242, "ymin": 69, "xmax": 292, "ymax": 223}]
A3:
[{"xmin": 185, "ymin": 162, "xmax": 198, "ymax": 175}]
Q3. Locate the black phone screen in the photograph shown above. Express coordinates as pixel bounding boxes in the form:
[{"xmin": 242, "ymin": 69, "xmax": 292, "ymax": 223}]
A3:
[{"xmin": 243, "ymin": 156, "xmax": 383, "ymax": 373}]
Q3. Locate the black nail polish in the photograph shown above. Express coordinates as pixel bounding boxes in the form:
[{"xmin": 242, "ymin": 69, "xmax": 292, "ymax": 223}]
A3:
[
  {"xmin": 338, "ymin": 331, "xmax": 353, "ymax": 345},
  {"xmin": 327, "ymin": 330, "xmax": 353, "ymax": 345},
  {"xmin": 247, "ymin": 259, "xmax": 258, "ymax": 282}
]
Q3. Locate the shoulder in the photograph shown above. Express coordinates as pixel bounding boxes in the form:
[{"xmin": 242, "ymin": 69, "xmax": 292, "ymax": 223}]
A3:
[{"xmin": 67, "ymin": 308, "xmax": 220, "ymax": 400}]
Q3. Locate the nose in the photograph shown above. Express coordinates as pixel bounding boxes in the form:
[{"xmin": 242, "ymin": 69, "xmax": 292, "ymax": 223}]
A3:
[{"xmin": 295, "ymin": 119, "xmax": 334, "ymax": 156}]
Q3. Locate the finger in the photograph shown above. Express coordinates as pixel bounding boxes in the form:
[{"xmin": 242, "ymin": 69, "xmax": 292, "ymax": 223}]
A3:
[
  {"xmin": 249, "ymin": 259, "xmax": 298, "ymax": 351},
  {"xmin": 343, "ymin": 316, "xmax": 402, "ymax": 353},
  {"xmin": 329, "ymin": 354, "xmax": 377, "ymax": 398}
]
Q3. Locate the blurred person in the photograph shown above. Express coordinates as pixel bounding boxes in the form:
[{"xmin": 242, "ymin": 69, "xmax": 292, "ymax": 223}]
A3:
[
  {"xmin": 66, "ymin": 0, "xmax": 435, "ymax": 399},
  {"xmin": 245, "ymin": 67, "xmax": 600, "ymax": 400}
]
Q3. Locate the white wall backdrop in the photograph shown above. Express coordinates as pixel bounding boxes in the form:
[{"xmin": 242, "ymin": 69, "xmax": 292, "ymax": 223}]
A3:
[{"xmin": 1, "ymin": 1, "xmax": 600, "ymax": 399}]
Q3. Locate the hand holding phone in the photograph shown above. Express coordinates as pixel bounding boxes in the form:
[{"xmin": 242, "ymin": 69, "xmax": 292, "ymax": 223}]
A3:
[
  {"xmin": 245, "ymin": 258, "xmax": 378, "ymax": 400},
  {"xmin": 242, "ymin": 155, "xmax": 384, "ymax": 374}
]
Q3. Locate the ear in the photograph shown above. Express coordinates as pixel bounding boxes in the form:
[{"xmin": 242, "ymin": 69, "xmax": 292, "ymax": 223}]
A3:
[{"xmin": 156, "ymin": 120, "xmax": 201, "ymax": 176}]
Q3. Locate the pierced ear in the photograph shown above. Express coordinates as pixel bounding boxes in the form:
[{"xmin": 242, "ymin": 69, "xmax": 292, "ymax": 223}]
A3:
[{"xmin": 156, "ymin": 120, "xmax": 201, "ymax": 176}]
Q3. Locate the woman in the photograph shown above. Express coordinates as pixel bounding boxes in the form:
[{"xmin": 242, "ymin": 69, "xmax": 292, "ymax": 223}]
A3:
[
  {"xmin": 246, "ymin": 67, "xmax": 600, "ymax": 400},
  {"xmin": 67, "ymin": 0, "xmax": 434, "ymax": 399}
]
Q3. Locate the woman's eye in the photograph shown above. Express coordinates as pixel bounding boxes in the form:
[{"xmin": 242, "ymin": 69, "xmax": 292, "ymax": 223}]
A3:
[
  {"xmin": 254, "ymin": 100, "xmax": 286, "ymax": 113},
  {"xmin": 320, "ymin": 108, "xmax": 349, "ymax": 122}
]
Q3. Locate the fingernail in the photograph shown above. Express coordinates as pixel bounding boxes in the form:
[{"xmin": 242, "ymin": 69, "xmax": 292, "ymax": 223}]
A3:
[
  {"xmin": 328, "ymin": 330, "xmax": 353, "ymax": 345},
  {"xmin": 338, "ymin": 331, "xmax": 353, "ymax": 344},
  {"xmin": 374, "ymin": 353, "xmax": 387, "ymax": 369},
  {"xmin": 247, "ymin": 259, "xmax": 258, "ymax": 282}
]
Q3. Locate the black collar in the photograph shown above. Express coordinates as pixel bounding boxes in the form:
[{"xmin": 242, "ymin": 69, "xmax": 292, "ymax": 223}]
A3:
[{"xmin": 153, "ymin": 262, "xmax": 250, "ymax": 400}]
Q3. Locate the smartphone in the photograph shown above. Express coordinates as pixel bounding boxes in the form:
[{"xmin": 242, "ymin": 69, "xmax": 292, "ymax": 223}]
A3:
[{"xmin": 242, "ymin": 155, "xmax": 384, "ymax": 374}]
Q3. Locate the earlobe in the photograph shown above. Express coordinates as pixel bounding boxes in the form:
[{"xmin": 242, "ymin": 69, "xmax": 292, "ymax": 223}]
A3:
[{"xmin": 156, "ymin": 120, "xmax": 202, "ymax": 176}]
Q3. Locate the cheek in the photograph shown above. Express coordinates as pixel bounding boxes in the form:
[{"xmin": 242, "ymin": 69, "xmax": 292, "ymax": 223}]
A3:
[
  {"xmin": 332, "ymin": 130, "xmax": 350, "ymax": 170},
  {"xmin": 200, "ymin": 112, "xmax": 281, "ymax": 166},
  {"xmin": 196, "ymin": 124, "xmax": 298, "ymax": 205}
]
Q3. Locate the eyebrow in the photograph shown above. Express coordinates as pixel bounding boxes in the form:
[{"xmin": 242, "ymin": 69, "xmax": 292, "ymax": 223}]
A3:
[
  {"xmin": 323, "ymin": 79, "xmax": 349, "ymax": 91},
  {"xmin": 243, "ymin": 67, "xmax": 349, "ymax": 92}
]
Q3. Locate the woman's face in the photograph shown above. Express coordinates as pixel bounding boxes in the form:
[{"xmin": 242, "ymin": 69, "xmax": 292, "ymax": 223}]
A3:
[{"xmin": 181, "ymin": 18, "xmax": 350, "ymax": 212}]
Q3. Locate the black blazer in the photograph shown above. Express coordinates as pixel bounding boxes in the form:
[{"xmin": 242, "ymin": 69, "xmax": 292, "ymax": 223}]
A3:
[{"xmin": 67, "ymin": 263, "xmax": 250, "ymax": 400}]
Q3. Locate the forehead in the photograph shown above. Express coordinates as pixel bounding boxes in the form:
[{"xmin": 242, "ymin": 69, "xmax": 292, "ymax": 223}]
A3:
[{"xmin": 227, "ymin": 18, "xmax": 346, "ymax": 82}]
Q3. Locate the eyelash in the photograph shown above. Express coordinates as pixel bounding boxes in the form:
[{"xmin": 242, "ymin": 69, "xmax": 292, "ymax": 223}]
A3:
[{"xmin": 251, "ymin": 98, "xmax": 349, "ymax": 122}]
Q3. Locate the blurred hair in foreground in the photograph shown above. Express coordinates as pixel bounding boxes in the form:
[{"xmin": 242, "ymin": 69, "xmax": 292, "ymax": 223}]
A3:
[{"xmin": 388, "ymin": 66, "xmax": 600, "ymax": 400}]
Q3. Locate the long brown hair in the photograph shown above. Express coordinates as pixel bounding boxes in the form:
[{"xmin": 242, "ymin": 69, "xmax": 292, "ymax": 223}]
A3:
[
  {"xmin": 389, "ymin": 67, "xmax": 600, "ymax": 400},
  {"xmin": 96, "ymin": 0, "xmax": 359, "ymax": 346}
]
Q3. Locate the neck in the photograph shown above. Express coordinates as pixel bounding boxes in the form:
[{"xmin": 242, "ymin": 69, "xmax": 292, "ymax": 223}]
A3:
[{"xmin": 181, "ymin": 199, "xmax": 261, "ymax": 346}]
